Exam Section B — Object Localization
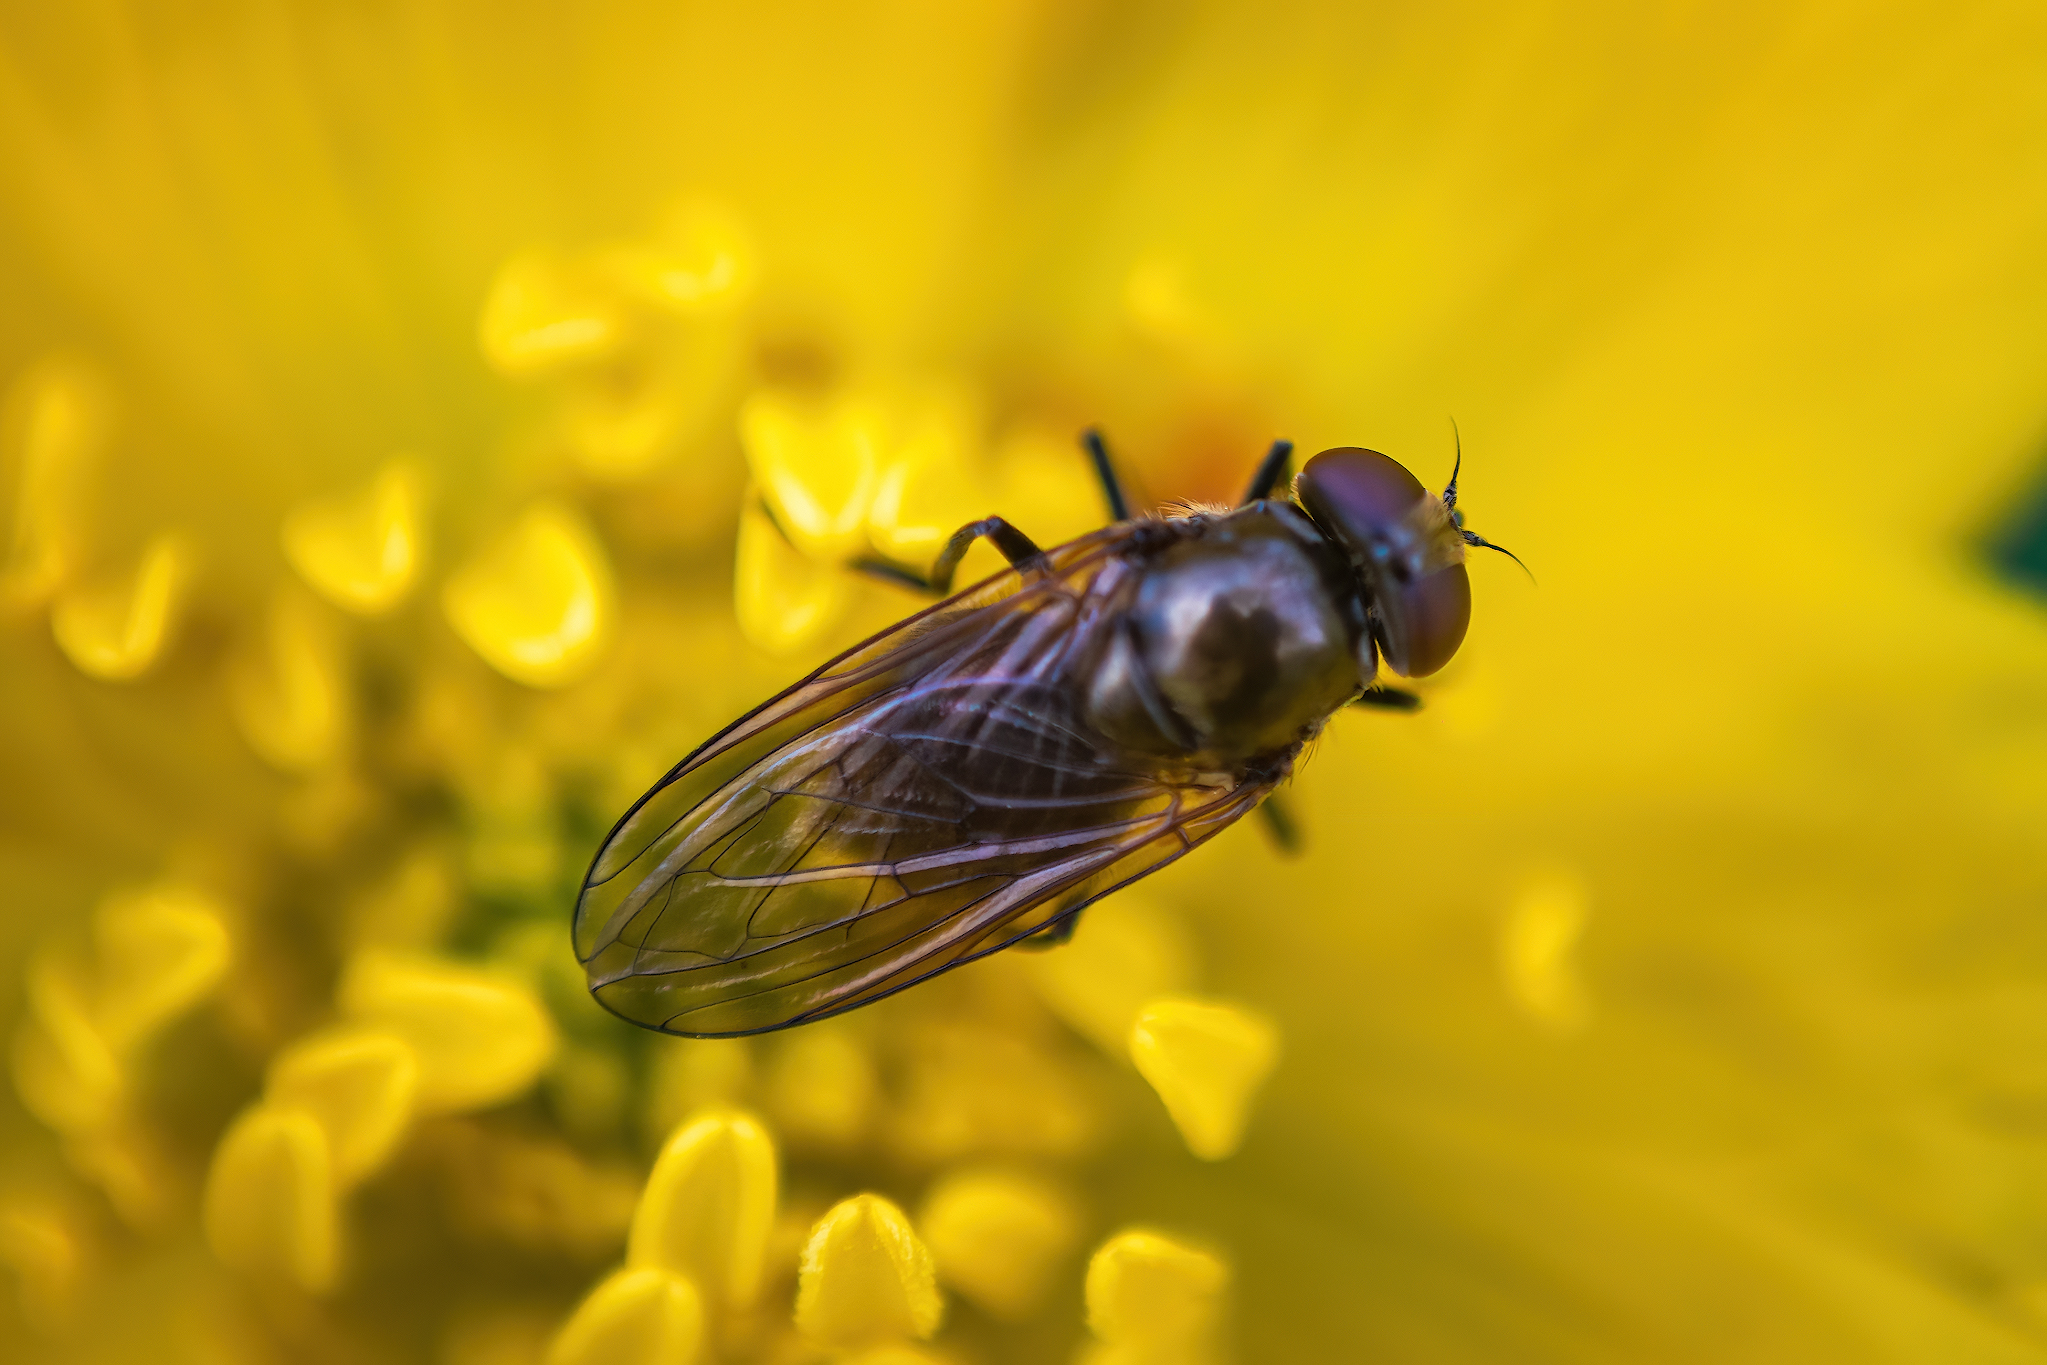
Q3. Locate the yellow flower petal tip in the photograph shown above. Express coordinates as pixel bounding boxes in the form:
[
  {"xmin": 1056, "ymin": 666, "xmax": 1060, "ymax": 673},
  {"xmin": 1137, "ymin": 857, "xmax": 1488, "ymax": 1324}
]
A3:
[
  {"xmin": 1501, "ymin": 874, "xmax": 1591, "ymax": 1030},
  {"xmin": 740, "ymin": 390, "xmax": 881, "ymax": 561},
  {"xmin": 281, "ymin": 461, "xmax": 424, "ymax": 615},
  {"xmin": 0, "ymin": 1202, "xmax": 83, "ymax": 1330},
  {"xmin": 1028, "ymin": 895, "xmax": 1195, "ymax": 1056},
  {"xmin": 918, "ymin": 1168, "xmax": 1079, "ymax": 1320},
  {"xmin": 2, "ymin": 357, "xmax": 109, "ymax": 607},
  {"xmin": 49, "ymin": 533, "xmax": 192, "ymax": 681},
  {"xmin": 479, "ymin": 251, "xmax": 627, "ymax": 376},
  {"xmin": 230, "ymin": 588, "xmax": 350, "ymax": 772},
  {"xmin": 628, "ymin": 1109, "xmax": 778, "ymax": 1308},
  {"xmin": 202, "ymin": 1104, "xmax": 339, "ymax": 1292},
  {"xmin": 605, "ymin": 199, "xmax": 756, "ymax": 315},
  {"xmin": 91, "ymin": 883, "xmax": 231, "ymax": 1050},
  {"xmin": 564, "ymin": 378, "xmax": 700, "ymax": 484},
  {"xmin": 443, "ymin": 502, "xmax": 614, "ymax": 687},
  {"xmin": 338, "ymin": 952, "xmax": 557, "ymax": 1114},
  {"xmin": 11, "ymin": 955, "xmax": 121, "ymax": 1136},
  {"xmin": 860, "ymin": 392, "xmax": 981, "ymax": 566},
  {"xmin": 547, "ymin": 1266, "xmax": 703, "ymax": 1365},
  {"xmin": 795, "ymin": 1193, "xmax": 944, "ymax": 1348},
  {"xmin": 1084, "ymin": 1229, "xmax": 1228, "ymax": 1356},
  {"xmin": 267, "ymin": 1029, "xmax": 419, "ymax": 1187},
  {"xmin": 1128, "ymin": 998, "xmax": 1280, "ymax": 1161},
  {"xmin": 733, "ymin": 494, "xmax": 849, "ymax": 654}
]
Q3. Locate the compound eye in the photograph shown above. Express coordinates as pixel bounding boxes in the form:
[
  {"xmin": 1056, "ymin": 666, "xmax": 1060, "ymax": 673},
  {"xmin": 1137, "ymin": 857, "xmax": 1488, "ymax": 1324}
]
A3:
[
  {"xmin": 1297, "ymin": 446, "xmax": 1471, "ymax": 677},
  {"xmin": 1296, "ymin": 447, "xmax": 1430, "ymax": 546},
  {"xmin": 1376, "ymin": 561, "xmax": 1470, "ymax": 677}
]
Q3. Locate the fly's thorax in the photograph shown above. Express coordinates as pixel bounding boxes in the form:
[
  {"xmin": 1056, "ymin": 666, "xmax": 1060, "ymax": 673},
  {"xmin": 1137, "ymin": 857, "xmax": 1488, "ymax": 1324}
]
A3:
[{"xmin": 1083, "ymin": 507, "xmax": 1364, "ymax": 761}]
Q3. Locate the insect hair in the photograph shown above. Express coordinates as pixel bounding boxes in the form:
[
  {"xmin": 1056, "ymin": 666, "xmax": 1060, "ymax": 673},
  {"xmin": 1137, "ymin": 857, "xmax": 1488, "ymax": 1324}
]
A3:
[{"xmin": 1157, "ymin": 498, "xmax": 1234, "ymax": 520}]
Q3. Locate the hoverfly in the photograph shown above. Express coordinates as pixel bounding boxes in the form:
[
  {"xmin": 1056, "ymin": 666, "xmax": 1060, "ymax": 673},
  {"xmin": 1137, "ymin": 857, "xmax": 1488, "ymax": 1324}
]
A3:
[{"xmin": 575, "ymin": 433, "xmax": 1515, "ymax": 1036}]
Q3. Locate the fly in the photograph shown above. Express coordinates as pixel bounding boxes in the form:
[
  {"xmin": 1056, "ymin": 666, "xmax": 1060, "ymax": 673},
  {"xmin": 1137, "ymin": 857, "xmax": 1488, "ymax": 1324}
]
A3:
[{"xmin": 575, "ymin": 431, "xmax": 1517, "ymax": 1036}]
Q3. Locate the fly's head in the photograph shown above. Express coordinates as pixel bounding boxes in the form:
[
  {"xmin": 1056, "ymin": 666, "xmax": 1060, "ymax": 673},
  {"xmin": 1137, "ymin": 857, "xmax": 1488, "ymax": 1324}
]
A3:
[{"xmin": 1295, "ymin": 446, "xmax": 1513, "ymax": 679}]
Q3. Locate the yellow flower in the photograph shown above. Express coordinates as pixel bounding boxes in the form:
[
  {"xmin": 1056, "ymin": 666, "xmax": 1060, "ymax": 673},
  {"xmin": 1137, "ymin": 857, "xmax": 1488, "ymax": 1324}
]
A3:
[{"xmin": 4, "ymin": 3, "xmax": 2047, "ymax": 1363}]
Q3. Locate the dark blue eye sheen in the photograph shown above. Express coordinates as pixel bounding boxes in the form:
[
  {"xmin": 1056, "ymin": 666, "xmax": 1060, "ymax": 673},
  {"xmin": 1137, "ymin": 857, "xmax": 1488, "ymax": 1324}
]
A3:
[{"xmin": 1294, "ymin": 447, "xmax": 1472, "ymax": 677}]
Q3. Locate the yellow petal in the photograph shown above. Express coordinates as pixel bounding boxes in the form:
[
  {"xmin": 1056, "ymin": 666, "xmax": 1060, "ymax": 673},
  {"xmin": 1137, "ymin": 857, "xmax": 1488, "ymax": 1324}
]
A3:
[
  {"xmin": 1128, "ymin": 998, "xmax": 1280, "ymax": 1161},
  {"xmin": 202, "ymin": 1104, "xmax": 338, "ymax": 1292},
  {"xmin": 0, "ymin": 1201, "xmax": 83, "ymax": 1331},
  {"xmin": 643, "ymin": 1038, "xmax": 753, "ymax": 1146},
  {"xmin": 90, "ymin": 883, "xmax": 232, "ymax": 1051},
  {"xmin": 344, "ymin": 843, "xmax": 459, "ymax": 952},
  {"xmin": 795, "ymin": 1193, "xmax": 944, "ymax": 1348},
  {"xmin": 10, "ymin": 954, "xmax": 120, "ymax": 1136},
  {"xmin": 732, "ymin": 493, "xmax": 849, "ymax": 654},
  {"xmin": 1, "ymin": 357, "xmax": 108, "ymax": 607},
  {"xmin": 562, "ymin": 343, "xmax": 738, "ymax": 483},
  {"xmin": 443, "ymin": 502, "xmax": 614, "ymax": 687},
  {"xmin": 863, "ymin": 391, "xmax": 985, "ymax": 566},
  {"xmin": 764, "ymin": 1025, "xmax": 876, "ymax": 1147},
  {"xmin": 547, "ymin": 1266, "xmax": 702, "ymax": 1365},
  {"xmin": 431, "ymin": 1121, "xmax": 640, "ymax": 1259},
  {"xmin": 1500, "ymin": 872, "xmax": 1592, "ymax": 1030},
  {"xmin": 918, "ymin": 1167, "xmax": 1079, "ymax": 1320},
  {"xmin": 1027, "ymin": 894, "xmax": 1196, "ymax": 1057},
  {"xmin": 740, "ymin": 390, "xmax": 881, "ymax": 560},
  {"xmin": 230, "ymin": 587, "xmax": 351, "ymax": 772},
  {"xmin": 338, "ymin": 952, "xmax": 557, "ymax": 1114},
  {"xmin": 1084, "ymin": 1229, "xmax": 1227, "ymax": 1352},
  {"xmin": 479, "ymin": 250, "xmax": 628, "ymax": 376},
  {"xmin": 888, "ymin": 1025, "xmax": 1098, "ymax": 1163},
  {"xmin": 628, "ymin": 1109, "xmax": 778, "ymax": 1307},
  {"xmin": 62, "ymin": 1128, "xmax": 171, "ymax": 1231},
  {"xmin": 281, "ymin": 461, "xmax": 424, "ymax": 615},
  {"xmin": 601, "ymin": 198, "xmax": 756, "ymax": 315},
  {"xmin": 266, "ymin": 1029, "xmax": 419, "ymax": 1187},
  {"xmin": 50, "ymin": 533, "xmax": 191, "ymax": 681}
]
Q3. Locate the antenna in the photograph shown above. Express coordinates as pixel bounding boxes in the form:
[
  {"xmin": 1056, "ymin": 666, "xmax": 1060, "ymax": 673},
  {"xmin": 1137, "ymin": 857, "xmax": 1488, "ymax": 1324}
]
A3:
[{"xmin": 1440, "ymin": 419, "xmax": 1534, "ymax": 583}]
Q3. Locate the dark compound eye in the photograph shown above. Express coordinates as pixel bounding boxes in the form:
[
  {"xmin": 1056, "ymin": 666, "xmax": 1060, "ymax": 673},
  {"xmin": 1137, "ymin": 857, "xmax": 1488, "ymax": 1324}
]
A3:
[{"xmin": 1296, "ymin": 447, "xmax": 1471, "ymax": 678}]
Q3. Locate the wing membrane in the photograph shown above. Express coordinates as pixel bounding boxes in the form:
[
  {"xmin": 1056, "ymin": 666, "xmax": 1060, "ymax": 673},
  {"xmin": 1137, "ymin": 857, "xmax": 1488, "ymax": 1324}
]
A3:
[{"xmin": 574, "ymin": 530, "xmax": 1278, "ymax": 1036}]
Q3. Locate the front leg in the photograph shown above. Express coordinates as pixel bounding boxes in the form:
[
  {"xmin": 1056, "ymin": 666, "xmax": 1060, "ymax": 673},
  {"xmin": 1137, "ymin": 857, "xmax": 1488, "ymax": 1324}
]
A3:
[{"xmin": 1353, "ymin": 686, "xmax": 1422, "ymax": 711}]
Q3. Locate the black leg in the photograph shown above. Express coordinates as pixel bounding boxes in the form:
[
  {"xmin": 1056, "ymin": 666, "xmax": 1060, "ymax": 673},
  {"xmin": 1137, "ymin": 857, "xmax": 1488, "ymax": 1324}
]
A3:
[
  {"xmin": 927, "ymin": 516, "xmax": 1046, "ymax": 595},
  {"xmin": 1081, "ymin": 428, "xmax": 1132, "ymax": 523},
  {"xmin": 1016, "ymin": 912, "xmax": 1082, "ymax": 951},
  {"xmin": 1353, "ymin": 686, "xmax": 1422, "ymax": 711},
  {"xmin": 848, "ymin": 556, "xmax": 938, "ymax": 593},
  {"xmin": 850, "ymin": 517, "xmax": 1045, "ymax": 598},
  {"xmin": 1257, "ymin": 794, "xmax": 1303, "ymax": 854},
  {"xmin": 1240, "ymin": 439, "xmax": 1296, "ymax": 505}
]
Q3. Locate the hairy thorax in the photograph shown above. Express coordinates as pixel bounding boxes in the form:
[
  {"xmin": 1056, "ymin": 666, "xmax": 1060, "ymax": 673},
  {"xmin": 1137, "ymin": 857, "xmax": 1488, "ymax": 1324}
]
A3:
[{"xmin": 1083, "ymin": 505, "xmax": 1365, "ymax": 764}]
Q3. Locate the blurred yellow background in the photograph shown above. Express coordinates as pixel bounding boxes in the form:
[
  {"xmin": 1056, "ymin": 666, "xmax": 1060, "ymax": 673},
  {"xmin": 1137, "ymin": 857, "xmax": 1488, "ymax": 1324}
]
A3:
[{"xmin": 3, "ymin": 2, "xmax": 2046, "ymax": 1362}]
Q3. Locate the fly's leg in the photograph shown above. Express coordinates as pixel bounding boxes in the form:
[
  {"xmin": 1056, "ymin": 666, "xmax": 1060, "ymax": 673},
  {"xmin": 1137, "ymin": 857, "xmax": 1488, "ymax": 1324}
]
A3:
[
  {"xmin": 851, "ymin": 516, "xmax": 1046, "ymax": 597},
  {"xmin": 1015, "ymin": 912, "xmax": 1082, "ymax": 952},
  {"xmin": 1240, "ymin": 439, "xmax": 1297, "ymax": 505},
  {"xmin": 1081, "ymin": 428, "xmax": 1132, "ymax": 523},
  {"xmin": 1257, "ymin": 794, "xmax": 1303, "ymax": 854},
  {"xmin": 852, "ymin": 428, "xmax": 1119, "ymax": 594},
  {"xmin": 1353, "ymin": 686, "xmax": 1422, "ymax": 711},
  {"xmin": 925, "ymin": 517, "xmax": 1046, "ymax": 595}
]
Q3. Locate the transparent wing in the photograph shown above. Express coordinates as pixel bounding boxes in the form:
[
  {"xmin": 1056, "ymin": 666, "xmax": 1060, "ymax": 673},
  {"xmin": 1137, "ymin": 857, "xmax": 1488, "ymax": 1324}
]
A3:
[{"xmin": 574, "ymin": 529, "xmax": 1278, "ymax": 1036}]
